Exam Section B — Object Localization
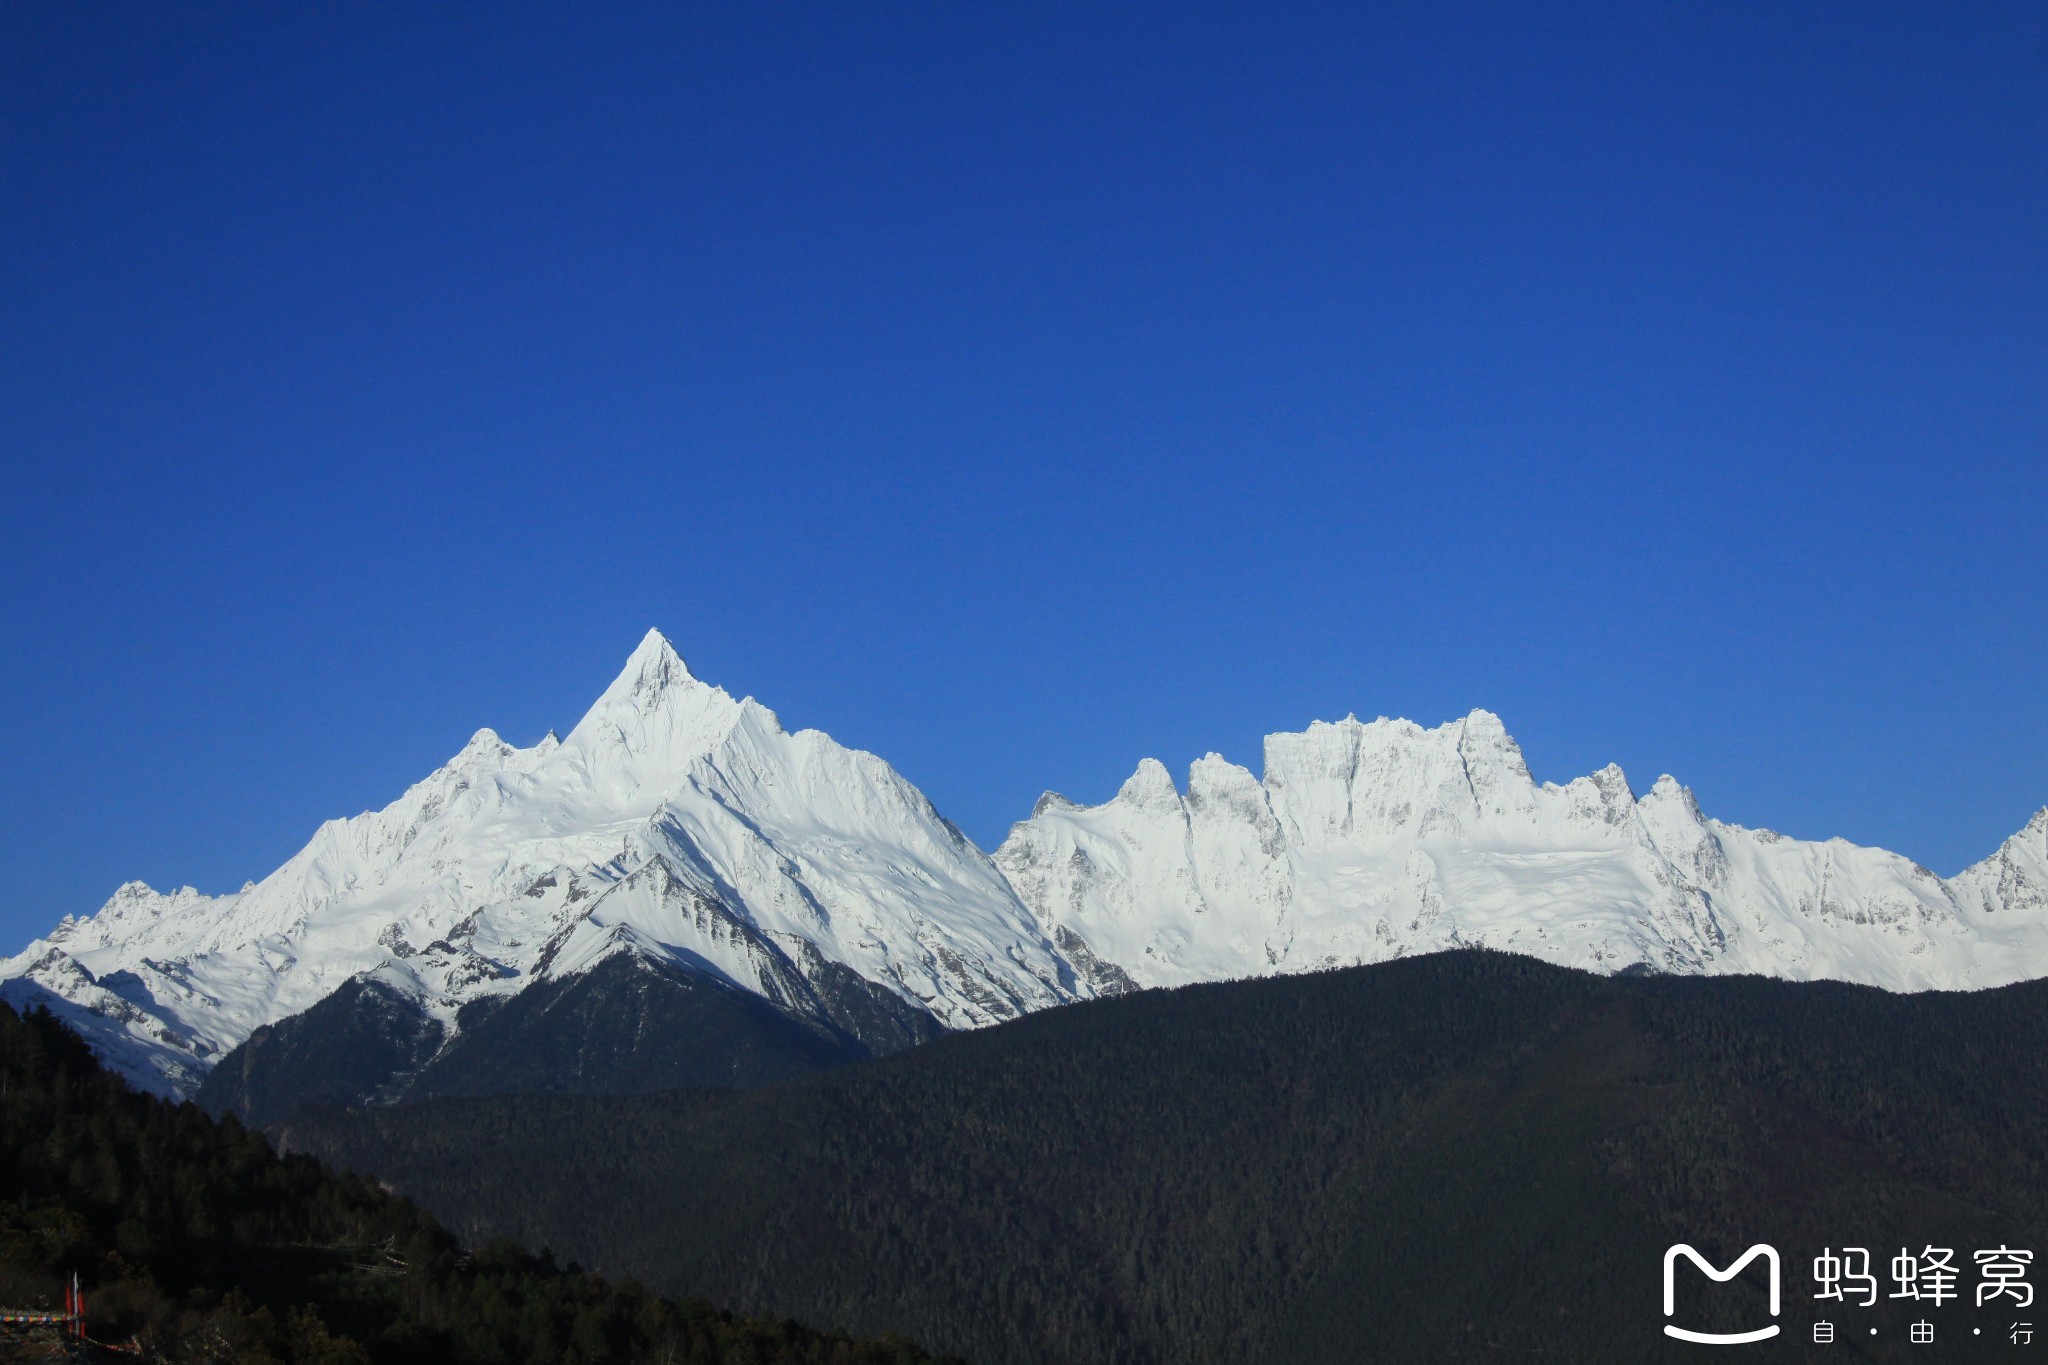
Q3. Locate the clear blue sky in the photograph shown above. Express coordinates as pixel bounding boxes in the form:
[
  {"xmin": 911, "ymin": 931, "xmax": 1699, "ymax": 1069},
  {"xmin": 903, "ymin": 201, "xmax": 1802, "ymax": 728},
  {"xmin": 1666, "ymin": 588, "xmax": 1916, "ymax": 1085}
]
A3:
[{"xmin": 3, "ymin": 2, "xmax": 2043, "ymax": 941}]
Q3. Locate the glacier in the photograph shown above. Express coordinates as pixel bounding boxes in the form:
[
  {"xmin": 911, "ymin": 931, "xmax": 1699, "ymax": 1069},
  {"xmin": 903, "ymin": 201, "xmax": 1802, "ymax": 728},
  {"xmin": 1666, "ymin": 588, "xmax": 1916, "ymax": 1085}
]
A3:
[{"xmin": 3, "ymin": 632, "xmax": 2044, "ymax": 1099}]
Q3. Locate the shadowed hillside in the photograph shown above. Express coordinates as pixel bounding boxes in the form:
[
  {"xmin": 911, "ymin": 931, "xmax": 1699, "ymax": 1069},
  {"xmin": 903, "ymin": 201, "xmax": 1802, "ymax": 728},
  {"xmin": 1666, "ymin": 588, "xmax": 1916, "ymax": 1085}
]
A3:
[
  {"xmin": 0, "ymin": 999, "xmax": 959, "ymax": 1364},
  {"xmin": 288, "ymin": 951, "xmax": 2048, "ymax": 1365}
]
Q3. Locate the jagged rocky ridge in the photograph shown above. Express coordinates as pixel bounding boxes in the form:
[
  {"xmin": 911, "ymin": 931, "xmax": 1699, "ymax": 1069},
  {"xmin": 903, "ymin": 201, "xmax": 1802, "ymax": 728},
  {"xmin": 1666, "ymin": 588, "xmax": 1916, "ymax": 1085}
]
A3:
[
  {"xmin": 3, "ymin": 631, "xmax": 2045, "ymax": 1102},
  {"xmin": 994, "ymin": 712, "xmax": 2048, "ymax": 997}
]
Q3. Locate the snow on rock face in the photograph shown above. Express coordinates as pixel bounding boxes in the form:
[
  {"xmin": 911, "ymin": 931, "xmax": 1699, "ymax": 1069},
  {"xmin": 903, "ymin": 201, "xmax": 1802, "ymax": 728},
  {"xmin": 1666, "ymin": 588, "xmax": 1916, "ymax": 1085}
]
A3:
[
  {"xmin": 1, "ymin": 630, "xmax": 1076, "ymax": 1097},
  {"xmin": 1951, "ymin": 808, "xmax": 2048, "ymax": 920},
  {"xmin": 993, "ymin": 711, "xmax": 2048, "ymax": 995}
]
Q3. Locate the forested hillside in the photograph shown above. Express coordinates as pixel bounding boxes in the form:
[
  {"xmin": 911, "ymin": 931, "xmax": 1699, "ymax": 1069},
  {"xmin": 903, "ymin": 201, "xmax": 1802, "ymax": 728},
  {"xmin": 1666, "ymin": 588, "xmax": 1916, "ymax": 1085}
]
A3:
[
  {"xmin": 0, "ymin": 999, "xmax": 959, "ymax": 1364},
  {"xmin": 290, "ymin": 952, "xmax": 2048, "ymax": 1365},
  {"xmin": 195, "ymin": 953, "xmax": 889, "ymax": 1128}
]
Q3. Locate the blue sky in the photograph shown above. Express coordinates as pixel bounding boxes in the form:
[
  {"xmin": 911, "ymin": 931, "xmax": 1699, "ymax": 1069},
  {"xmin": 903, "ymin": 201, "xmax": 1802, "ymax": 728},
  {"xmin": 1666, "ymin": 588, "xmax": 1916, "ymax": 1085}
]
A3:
[{"xmin": 2, "ymin": 1, "xmax": 2043, "ymax": 941}]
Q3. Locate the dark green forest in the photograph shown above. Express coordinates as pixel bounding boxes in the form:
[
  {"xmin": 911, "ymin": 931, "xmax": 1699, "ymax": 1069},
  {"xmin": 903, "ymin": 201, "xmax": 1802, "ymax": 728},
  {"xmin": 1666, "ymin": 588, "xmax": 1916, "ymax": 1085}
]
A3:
[
  {"xmin": 290, "ymin": 952, "xmax": 2048, "ymax": 1365},
  {"xmin": 0, "ymin": 999, "xmax": 959, "ymax": 1365}
]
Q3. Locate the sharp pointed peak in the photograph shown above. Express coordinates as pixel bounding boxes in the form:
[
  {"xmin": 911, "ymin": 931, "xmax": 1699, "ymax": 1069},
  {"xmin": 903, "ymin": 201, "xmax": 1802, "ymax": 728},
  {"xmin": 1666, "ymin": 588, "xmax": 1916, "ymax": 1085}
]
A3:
[
  {"xmin": 626, "ymin": 627, "xmax": 693, "ymax": 674},
  {"xmin": 559, "ymin": 629, "xmax": 740, "ymax": 768},
  {"xmin": 600, "ymin": 629, "xmax": 707, "ymax": 703}
]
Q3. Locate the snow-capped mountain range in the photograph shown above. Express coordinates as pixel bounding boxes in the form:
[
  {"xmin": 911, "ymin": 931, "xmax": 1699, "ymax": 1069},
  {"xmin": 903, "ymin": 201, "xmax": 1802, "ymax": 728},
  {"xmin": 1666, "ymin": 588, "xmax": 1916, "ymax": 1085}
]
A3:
[
  {"xmin": 5, "ymin": 630, "xmax": 2045, "ymax": 1100},
  {"xmin": 994, "ymin": 712, "xmax": 2048, "ymax": 996}
]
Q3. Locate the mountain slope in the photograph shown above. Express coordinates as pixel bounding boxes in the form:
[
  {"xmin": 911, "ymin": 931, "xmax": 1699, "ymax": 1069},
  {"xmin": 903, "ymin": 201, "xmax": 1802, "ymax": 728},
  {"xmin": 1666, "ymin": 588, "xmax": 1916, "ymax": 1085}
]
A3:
[
  {"xmin": 995, "ymin": 711, "xmax": 2048, "ymax": 993},
  {"xmin": 284, "ymin": 951, "xmax": 2048, "ymax": 1365}
]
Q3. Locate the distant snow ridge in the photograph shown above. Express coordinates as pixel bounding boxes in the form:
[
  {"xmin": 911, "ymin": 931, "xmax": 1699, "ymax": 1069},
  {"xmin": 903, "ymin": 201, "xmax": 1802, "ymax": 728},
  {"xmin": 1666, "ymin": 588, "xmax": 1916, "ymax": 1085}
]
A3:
[
  {"xmin": 3, "ymin": 633, "xmax": 2044, "ymax": 1100},
  {"xmin": 994, "ymin": 712, "xmax": 2048, "ymax": 997}
]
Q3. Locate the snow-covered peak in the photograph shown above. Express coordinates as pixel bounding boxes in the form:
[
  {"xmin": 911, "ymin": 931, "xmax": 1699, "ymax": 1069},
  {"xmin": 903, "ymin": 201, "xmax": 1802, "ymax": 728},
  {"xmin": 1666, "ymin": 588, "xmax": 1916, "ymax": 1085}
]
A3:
[
  {"xmin": 606, "ymin": 628, "xmax": 699, "ymax": 704},
  {"xmin": 2012, "ymin": 806, "xmax": 2048, "ymax": 855},
  {"xmin": 1457, "ymin": 706, "xmax": 1533, "ymax": 775},
  {"xmin": 1258, "ymin": 709, "xmax": 1542, "ymax": 846},
  {"xmin": 1952, "ymin": 806, "xmax": 2048, "ymax": 921},
  {"xmin": 1188, "ymin": 753, "xmax": 1264, "ymax": 809},
  {"xmin": 555, "ymin": 630, "xmax": 742, "ymax": 798},
  {"xmin": 1553, "ymin": 763, "xmax": 1635, "ymax": 828},
  {"xmin": 1635, "ymin": 773, "xmax": 1708, "ymax": 852},
  {"xmin": 3, "ymin": 630, "xmax": 1077, "ymax": 1096},
  {"xmin": 452, "ymin": 726, "xmax": 512, "ymax": 762},
  {"xmin": 1113, "ymin": 758, "xmax": 1185, "ymax": 815}
]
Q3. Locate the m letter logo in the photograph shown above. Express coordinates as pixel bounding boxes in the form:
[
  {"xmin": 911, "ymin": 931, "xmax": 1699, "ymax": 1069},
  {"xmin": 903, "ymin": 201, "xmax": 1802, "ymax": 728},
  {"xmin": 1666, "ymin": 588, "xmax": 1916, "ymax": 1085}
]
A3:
[{"xmin": 1662, "ymin": 1244, "xmax": 1782, "ymax": 1344}]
